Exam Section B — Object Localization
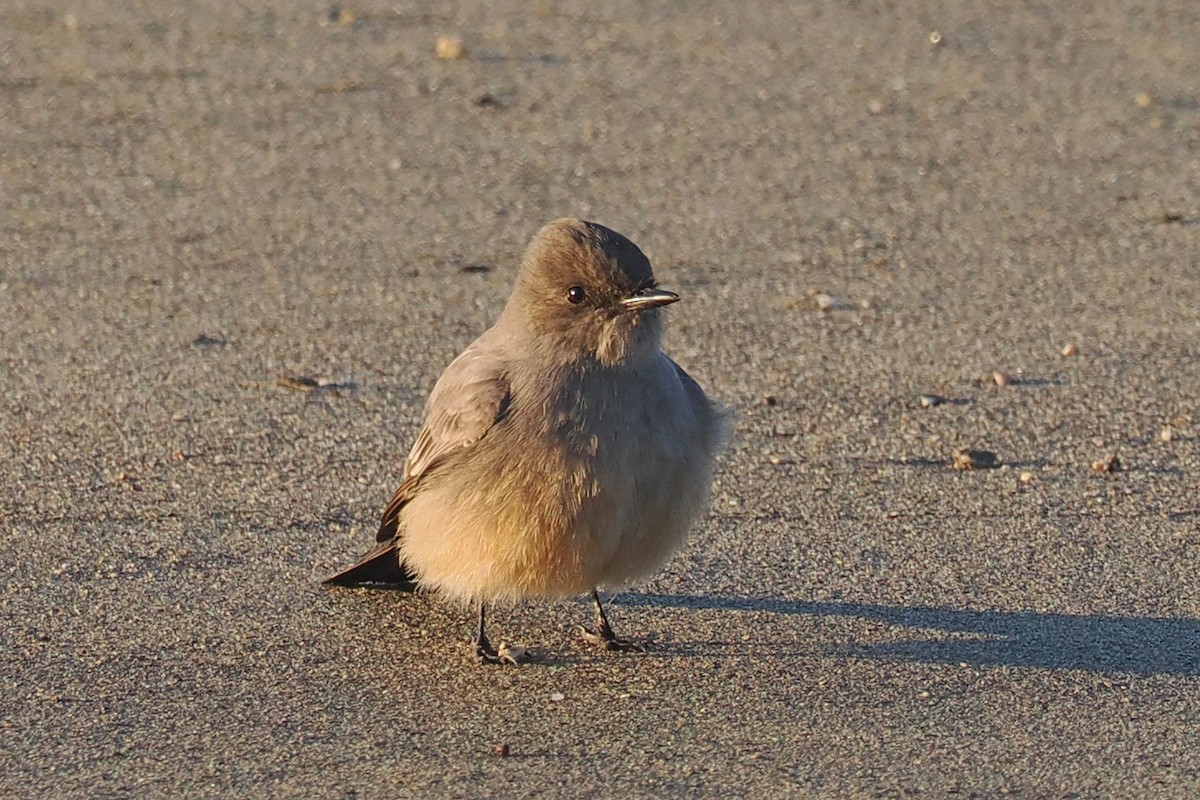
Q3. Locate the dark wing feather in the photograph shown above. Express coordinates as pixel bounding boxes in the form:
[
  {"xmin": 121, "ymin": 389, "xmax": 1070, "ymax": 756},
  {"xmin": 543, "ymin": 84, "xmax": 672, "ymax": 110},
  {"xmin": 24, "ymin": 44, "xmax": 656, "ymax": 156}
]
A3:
[
  {"xmin": 321, "ymin": 540, "xmax": 417, "ymax": 590},
  {"xmin": 375, "ymin": 474, "xmax": 422, "ymax": 543}
]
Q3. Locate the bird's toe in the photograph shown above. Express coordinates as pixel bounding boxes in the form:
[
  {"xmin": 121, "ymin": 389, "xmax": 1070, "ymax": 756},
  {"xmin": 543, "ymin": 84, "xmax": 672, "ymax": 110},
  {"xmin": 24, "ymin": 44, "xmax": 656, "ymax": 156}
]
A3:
[{"xmin": 577, "ymin": 624, "xmax": 646, "ymax": 653}]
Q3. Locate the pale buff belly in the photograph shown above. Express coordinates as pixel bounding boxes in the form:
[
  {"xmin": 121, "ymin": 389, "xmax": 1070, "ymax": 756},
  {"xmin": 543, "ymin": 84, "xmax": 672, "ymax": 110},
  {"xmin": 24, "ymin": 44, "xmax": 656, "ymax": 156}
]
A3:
[{"xmin": 396, "ymin": 426, "xmax": 712, "ymax": 603}]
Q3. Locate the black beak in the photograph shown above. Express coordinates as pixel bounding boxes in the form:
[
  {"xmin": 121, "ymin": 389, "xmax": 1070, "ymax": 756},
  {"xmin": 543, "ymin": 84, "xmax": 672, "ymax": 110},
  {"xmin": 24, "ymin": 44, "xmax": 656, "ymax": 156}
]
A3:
[{"xmin": 619, "ymin": 287, "xmax": 679, "ymax": 311}]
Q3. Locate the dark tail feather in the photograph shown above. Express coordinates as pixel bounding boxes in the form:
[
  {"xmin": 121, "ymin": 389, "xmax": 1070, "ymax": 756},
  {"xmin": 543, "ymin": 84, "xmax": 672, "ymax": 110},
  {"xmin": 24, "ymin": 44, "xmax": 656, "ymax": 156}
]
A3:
[{"xmin": 323, "ymin": 541, "xmax": 418, "ymax": 591}]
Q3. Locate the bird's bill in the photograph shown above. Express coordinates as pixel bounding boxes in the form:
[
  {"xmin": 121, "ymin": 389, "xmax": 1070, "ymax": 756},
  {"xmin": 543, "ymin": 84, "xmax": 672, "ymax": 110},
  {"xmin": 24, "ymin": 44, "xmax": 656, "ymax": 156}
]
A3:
[{"xmin": 620, "ymin": 287, "xmax": 680, "ymax": 311}]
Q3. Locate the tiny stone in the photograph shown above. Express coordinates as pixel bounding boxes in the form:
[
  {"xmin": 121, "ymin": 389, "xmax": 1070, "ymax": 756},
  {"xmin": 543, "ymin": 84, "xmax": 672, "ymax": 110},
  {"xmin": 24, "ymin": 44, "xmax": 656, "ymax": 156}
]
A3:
[
  {"xmin": 763, "ymin": 395, "xmax": 778, "ymax": 406},
  {"xmin": 992, "ymin": 370, "xmax": 1010, "ymax": 387},
  {"xmin": 1135, "ymin": 92, "xmax": 1152, "ymax": 108},
  {"xmin": 278, "ymin": 375, "xmax": 320, "ymax": 391},
  {"xmin": 550, "ymin": 692, "xmax": 565, "ymax": 702},
  {"xmin": 1091, "ymin": 453, "xmax": 1121, "ymax": 474},
  {"xmin": 929, "ymin": 31, "xmax": 943, "ymax": 46},
  {"xmin": 768, "ymin": 455, "xmax": 782, "ymax": 465},
  {"xmin": 815, "ymin": 292, "xmax": 841, "ymax": 311},
  {"xmin": 1159, "ymin": 427, "xmax": 1174, "ymax": 443},
  {"xmin": 494, "ymin": 743, "xmax": 511, "ymax": 758},
  {"xmin": 918, "ymin": 394, "xmax": 945, "ymax": 408},
  {"xmin": 867, "ymin": 98, "xmax": 885, "ymax": 115},
  {"xmin": 1060, "ymin": 343, "xmax": 1079, "ymax": 357},
  {"xmin": 436, "ymin": 35, "xmax": 465, "ymax": 60},
  {"xmin": 1019, "ymin": 471, "xmax": 1034, "ymax": 483},
  {"xmin": 953, "ymin": 448, "xmax": 1001, "ymax": 470}
]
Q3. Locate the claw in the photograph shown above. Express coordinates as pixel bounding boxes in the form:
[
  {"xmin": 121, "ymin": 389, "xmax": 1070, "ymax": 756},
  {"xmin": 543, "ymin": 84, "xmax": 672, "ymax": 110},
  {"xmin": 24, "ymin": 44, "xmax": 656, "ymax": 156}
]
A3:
[
  {"xmin": 497, "ymin": 641, "xmax": 529, "ymax": 664},
  {"xmin": 475, "ymin": 639, "xmax": 501, "ymax": 664},
  {"xmin": 474, "ymin": 637, "xmax": 528, "ymax": 665},
  {"xmin": 577, "ymin": 624, "xmax": 646, "ymax": 653}
]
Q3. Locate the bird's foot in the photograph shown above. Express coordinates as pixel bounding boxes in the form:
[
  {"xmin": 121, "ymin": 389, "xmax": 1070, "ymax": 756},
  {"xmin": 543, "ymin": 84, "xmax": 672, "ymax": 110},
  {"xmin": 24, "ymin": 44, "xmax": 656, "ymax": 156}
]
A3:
[
  {"xmin": 577, "ymin": 624, "xmax": 646, "ymax": 653},
  {"xmin": 474, "ymin": 637, "xmax": 528, "ymax": 666}
]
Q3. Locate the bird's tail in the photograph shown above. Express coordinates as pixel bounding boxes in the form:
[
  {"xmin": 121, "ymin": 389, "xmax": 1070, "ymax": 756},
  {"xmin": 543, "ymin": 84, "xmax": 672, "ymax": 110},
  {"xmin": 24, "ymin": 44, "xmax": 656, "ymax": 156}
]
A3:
[{"xmin": 322, "ymin": 541, "xmax": 418, "ymax": 591}]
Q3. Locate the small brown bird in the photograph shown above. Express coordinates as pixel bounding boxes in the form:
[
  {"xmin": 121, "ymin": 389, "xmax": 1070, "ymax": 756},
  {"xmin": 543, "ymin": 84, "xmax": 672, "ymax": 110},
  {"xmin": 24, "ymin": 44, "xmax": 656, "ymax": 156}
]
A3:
[{"xmin": 325, "ymin": 218, "xmax": 728, "ymax": 664}]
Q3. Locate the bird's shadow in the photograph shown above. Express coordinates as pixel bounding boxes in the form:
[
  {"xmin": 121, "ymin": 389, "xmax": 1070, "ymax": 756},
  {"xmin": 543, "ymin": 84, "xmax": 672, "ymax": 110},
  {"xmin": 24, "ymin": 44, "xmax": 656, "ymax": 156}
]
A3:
[{"xmin": 618, "ymin": 593, "xmax": 1200, "ymax": 677}]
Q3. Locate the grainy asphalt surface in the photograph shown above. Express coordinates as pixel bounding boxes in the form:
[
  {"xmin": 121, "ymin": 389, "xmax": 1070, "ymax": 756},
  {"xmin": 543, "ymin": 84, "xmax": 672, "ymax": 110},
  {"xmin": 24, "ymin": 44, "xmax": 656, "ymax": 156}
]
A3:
[{"xmin": 2, "ymin": 2, "xmax": 1199, "ymax": 797}]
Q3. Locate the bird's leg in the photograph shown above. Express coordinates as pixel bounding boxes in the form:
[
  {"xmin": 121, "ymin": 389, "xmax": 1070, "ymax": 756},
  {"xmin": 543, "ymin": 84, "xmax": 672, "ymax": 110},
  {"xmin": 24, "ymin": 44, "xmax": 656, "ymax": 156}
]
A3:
[
  {"xmin": 473, "ymin": 600, "xmax": 499, "ymax": 662},
  {"xmin": 472, "ymin": 601, "xmax": 527, "ymax": 665},
  {"xmin": 578, "ymin": 589, "xmax": 645, "ymax": 652}
]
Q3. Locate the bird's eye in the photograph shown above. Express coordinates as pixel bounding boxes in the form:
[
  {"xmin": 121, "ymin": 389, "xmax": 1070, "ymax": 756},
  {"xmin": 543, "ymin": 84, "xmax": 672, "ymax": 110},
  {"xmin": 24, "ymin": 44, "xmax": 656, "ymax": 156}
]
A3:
[{"xmin": 566, "ymin": 285, "xmax": 586, "ymax": 305}]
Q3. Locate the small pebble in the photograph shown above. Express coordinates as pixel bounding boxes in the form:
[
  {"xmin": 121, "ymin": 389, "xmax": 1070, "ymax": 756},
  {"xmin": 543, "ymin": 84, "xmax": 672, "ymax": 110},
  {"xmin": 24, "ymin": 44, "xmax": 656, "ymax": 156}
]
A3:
[
  {"xmin": 494, "ymin": 743, "xmax": 511, "ymax": 758},
  {"xmin": 1019, "ymin": 471, "xmax": 1034, "ymax": 483},
  {"xmin": 953, "ymin": 448, "xmax": 1001, "ymax": 470},
  {"xmin": 278, "ymin": 375, "xmax": 320, "ymax": 391},
  {"xmin": 815, "ymin": 292, "xmax": 843, "ymax": 311},
  {"xmin": 867, "ymin": 98, "xmax": 885, "ymax": 115},
  {"xmin": 763, "ymin": 395, "xmax": 778, "ymax": 407},
  {"xmin": 1160, "ymin": 427, "xmax": 1174, "ymax": 443},
  {"xmin": 1135, "ymin": 92, "xmax": 1152, "ymax": 108},
  {"xmin": 992, "ymin": 370, "xmax": 1010, "ymax": 387},
  {"xmin": 929, "ymin": 31, "xmax": 943, "ymax": 46},
  {"xmin": 1091, "ymin": 453, "xmax": 1121, "ymax": 474},
  {"xmin": 1060, "ymin": 343, "xmax": 1079, "ymax": 357},
  {"xmin": 550, "ymin": 692, "xmax": 565, "ymax": 702},
  {"xmin": 918, "ymin": 394, "xmax": 945, "ymax": 408},
  {"xmin": 436, "ymin": 35, "xmax": 465, "ymax": 60}
]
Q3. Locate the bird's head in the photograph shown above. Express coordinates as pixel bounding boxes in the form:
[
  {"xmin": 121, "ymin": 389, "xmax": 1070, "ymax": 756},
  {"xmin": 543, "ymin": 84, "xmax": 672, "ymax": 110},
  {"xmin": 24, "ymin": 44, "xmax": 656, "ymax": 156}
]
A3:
[{"xmin": 504, "ymin": 218, "xmax": 678, "ymax": 367}]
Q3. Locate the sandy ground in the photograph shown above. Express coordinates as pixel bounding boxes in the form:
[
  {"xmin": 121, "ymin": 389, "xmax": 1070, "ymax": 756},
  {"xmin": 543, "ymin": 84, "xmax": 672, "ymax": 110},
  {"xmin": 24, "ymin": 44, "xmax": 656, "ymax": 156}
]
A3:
[{"xmin": 2, "ymin": 1, "xmax": 1199, "ymax": 797}]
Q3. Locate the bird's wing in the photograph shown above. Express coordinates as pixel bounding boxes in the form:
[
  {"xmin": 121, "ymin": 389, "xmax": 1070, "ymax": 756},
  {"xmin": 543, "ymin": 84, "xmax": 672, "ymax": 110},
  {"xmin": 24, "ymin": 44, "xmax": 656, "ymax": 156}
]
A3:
[
  {"xmin": 376, "ymin": 338, "xmax": 512, "ymax": 542},
  {"xmin": 670, "ymin": 357, "xmax": 732, "ymax": 450}
]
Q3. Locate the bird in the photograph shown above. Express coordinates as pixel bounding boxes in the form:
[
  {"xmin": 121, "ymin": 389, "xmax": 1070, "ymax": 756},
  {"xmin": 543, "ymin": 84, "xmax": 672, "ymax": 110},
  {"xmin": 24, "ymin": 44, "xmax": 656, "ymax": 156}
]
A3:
[{"xmin": 324, "ymin": 218, "xmax": 729, "ymax": 664}]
